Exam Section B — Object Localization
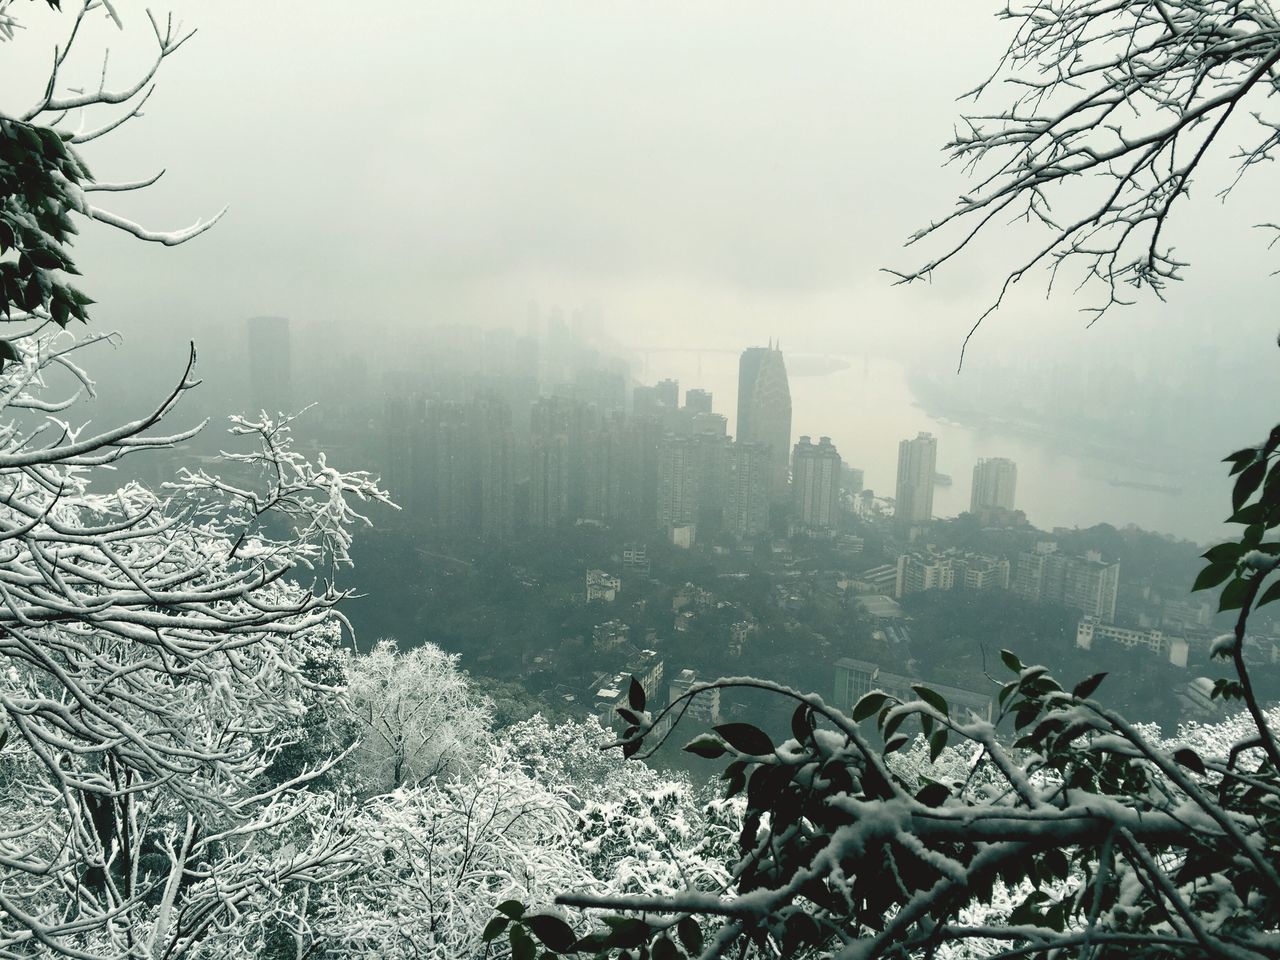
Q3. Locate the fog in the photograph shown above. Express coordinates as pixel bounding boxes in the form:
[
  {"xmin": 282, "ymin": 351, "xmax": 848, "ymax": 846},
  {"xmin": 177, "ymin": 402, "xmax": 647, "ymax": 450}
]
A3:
[{"xmin": 2, "ymin": 1, "xmax": 1277, "ymax": 540}]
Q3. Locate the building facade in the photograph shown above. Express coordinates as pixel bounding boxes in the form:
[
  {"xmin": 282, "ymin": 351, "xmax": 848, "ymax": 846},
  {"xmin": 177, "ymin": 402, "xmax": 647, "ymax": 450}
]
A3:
[
  {"xmin": 736, "ymin": 344, "xmax": 793, "ymax": 501},
  {"xmin": 895, "ymin": 432, "xmax": 937, "ymax": 526},
  {"xmin": 792, "ymin": 435, "xmax": 842, "ymax": 530},
  {"xmin": 971, "ymin": 457, "xmax": 1018, "ymax": 513}
]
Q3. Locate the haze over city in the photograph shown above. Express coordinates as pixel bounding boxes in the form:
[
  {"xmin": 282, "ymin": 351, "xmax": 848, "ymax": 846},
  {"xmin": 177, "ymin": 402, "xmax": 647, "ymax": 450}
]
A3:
[{"xmin": 3, "ymin": 2, "xmax": 1280, "ymax": 957}]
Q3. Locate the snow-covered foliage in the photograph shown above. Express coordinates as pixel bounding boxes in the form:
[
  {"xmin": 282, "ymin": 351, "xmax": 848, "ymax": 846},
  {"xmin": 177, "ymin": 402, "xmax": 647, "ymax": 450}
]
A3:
[
  {"xmin": 0, "ymin": 331, "xmax": 389, "ymax": 957},
  {"xmin": 344, "ymin": 638, "xmax": 492, "ymax": 791}
]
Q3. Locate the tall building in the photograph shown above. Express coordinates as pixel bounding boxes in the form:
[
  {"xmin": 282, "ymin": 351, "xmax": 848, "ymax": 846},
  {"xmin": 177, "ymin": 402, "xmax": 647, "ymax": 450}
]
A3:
[
  {"xmin": 246, "ymin": 316, "xmax": 292, "ymax": 415},
  {"xmin": 423, "ymin": 400, "xmax": 473, "ymax": 533},
  {"xmin": 685, "ymin": 389, "xmax": 713, "ymax": 415},
  {"xmin": 472, "ymin": 396, "xmax": 515, "ymax": 540},
  {"xmin": 736, "ymin": 344, "xmax": 792, "ymax": 501},
  {"xmin": 655, "ymin": 378, "xmax": 679, "ymax": 410},
  {"xmin": 971, "ymin": 457, "xmax": 1018, "ymax": 513},
  {"xmin": 657, "ymin": 435, "xmax": 699, "ymax": 527},
  {"xmin": 724, "ymin": 441, "xmax": 770, "ymax": 538},
  {"xmin": 792, "ymin": 435, "xmax": 842, "ymax": 530},
  {"xmin": 895, "ymin": 432, "xmax": 937, "ymax": 525},
  {"xmin": 583, "ymin": 418, "xmax": 625, "ymax": 523}
]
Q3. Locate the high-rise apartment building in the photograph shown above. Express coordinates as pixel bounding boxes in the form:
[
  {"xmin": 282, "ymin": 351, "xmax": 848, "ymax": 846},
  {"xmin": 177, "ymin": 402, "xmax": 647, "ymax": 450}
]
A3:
[
  {"xmin": 724, "ymin": 441, "xmax": 770, "ymax": 538},
  {"xmin": 657, "ymin": 435, "xmax": 699, "ymax": 527},
  {"xmin": 655, "ymin": 378, "xmax": 679, "ymax": 410},
  {"xmin": 685, "ymin": 389, "xmax": 713, "ymax": 415},
  {"xmin": 791, "ymin": 436, "xmax": 842, "ymax": 530},
  {"xmin": 246, "ymin": 316, "xmax": 293, "ymax": 415},
  {"xmin": 736, "ymin": 344, "xmax": 792, "ymax": 501},
  {"xmin": 895, "ymin": 432, "xmax": 937, "ymax": 525},
  {"xmin": 971, "ymin": 457, "xmax": 1018, "ymax": 513},
  {"xmin": 583, "ymin": 418, "xmax": 625, "ymax": 523},
  {"xmin": 1013, "ymin": 543, "xmax": 1119, "ymax": 621},
  {"xmin": 472, "ymin": 396, "xmax": 515, "ymax": 540}
]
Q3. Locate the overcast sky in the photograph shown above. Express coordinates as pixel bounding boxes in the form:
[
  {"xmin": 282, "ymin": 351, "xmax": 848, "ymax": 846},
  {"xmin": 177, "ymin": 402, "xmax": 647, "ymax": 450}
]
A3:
[{"xmin": 1, "ymin": 1, "xmax": 1276, "ymax": 387}]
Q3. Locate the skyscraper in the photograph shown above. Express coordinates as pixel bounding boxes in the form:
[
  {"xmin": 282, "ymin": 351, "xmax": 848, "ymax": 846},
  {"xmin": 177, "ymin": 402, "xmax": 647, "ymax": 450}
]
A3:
[
  {"xmin": 472, "ymin": 395, "xmax": 515, "ymax": 540},
  {"xmin": 736, "ymin": 344, "xmax": 792, "ymax": 501},
  {"xmin": 657, "ymin": 435, "xmax": 699, "ymax": 527},
  {"xmin": 792, "ymin": 435, "xmax": 842, "ymax": 530},
  {"xmin": 971, "ymin": 457, "xmax": 1018, "ymax": 513},
  {"xmin": 724, "ymin": 441, "xmax": 770, "ymax": 538},
  {"xmin": 895, "ymin": 432, "xmax": 937, "ymax": 525},
  {"xmin": 246, "ymin": 316, "xmax": 292, "ymax": 415},
  {"xmin": 685, "ymin": 388, "xmax": 713, "ymax": 415}
]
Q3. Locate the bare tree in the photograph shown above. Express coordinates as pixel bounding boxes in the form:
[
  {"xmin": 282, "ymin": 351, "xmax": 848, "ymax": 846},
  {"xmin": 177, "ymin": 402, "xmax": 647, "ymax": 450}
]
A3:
[{"xmin": 890, "ymin": 0, "xmax": 1280, "ymax": 356}]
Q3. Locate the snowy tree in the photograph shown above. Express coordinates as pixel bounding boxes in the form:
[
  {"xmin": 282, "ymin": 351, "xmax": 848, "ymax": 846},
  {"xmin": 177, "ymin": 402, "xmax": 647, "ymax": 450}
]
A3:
[
  {"xmin": 499, "ymin": 426, "xmax": 1280, "ymax": 958},
  {"xmin": 0, "ymin": 0, "xmax": 222, "ymax": 338},
  {"xmin": 344, "ymin": 639, "xmax": 492, "ymax": 792},
  {"xmin": 0, "ymin": 331, "xmax": 391, "ymax": 957},
  {"xmin": 890, "ymin": 0, "xmax": 1280, "ymax": 347}
]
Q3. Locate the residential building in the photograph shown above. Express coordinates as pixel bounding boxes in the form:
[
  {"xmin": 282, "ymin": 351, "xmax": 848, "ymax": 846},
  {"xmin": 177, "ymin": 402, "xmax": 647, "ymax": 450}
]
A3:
[
  {"xmin": 971, "ymin": 457, "xmax": 1018, "ymax": 513},
  {"xmin": 684, "ymin": 389, "xmax": 713, "ymax": 415},
  {"xmin": 472, "ymin": 395, "xmax": 515, "ymax": 540},
  {"xmin": 736, "ymin": 343, "xmax": 793, "ymax": 501},
  {"xmin": 586, "ymin": 570, "xmax": 620, "ymax": 603},
  {"xmin": 657, "ymin": 435, "xmax": 699, "ymax": 527},
  {"xmin": 723, "ymin": 440, "xmax": 771, "ymax": 538},
  {"xmin": 1014, "ymin": 543, "xmax": 1120, "ymax": 621},
  {"xmin": 1077, "ymin": 617, "xmax": 1189, "ymax": 667},
  {"xmin": 895, "ymin": 432, "xmax": 937, "ymax": 526},
  {"xmin": 833, "ymin": 658, "xmax": 992, "ymax": 722},
  {"xmin": 591, "ymin": 620, "xmax": 629, "ymax": 650},
  {"xmin": 668, "ymin": 668, "xmax": 721, "ymax": 725},
  {"xmin": 792, "ymin": 435, "xmax": 842, "ymax": 530}
]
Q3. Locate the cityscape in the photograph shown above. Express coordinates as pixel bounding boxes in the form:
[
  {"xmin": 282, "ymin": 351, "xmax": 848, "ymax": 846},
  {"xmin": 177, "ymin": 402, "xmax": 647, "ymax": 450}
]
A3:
[{"xmin": 216, "ymin": 311, "xmax": 1280, "ymax": 745}]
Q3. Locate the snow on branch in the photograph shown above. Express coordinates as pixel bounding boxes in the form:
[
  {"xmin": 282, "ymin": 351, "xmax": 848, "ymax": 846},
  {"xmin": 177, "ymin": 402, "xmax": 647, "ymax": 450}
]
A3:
[
  {"xmin": 891, "ymin": 0, "xmax": 1280, "ymax": 360},
  {"xmin": 0, "ymin": 332, "xmax": 392, "ymax": 958}
]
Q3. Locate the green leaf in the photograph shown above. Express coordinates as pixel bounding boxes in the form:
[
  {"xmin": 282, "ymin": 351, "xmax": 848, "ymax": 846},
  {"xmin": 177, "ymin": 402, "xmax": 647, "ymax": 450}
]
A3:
[
  {"xmin": 713, "ymin": 722, "xmax": 774, "ymax": 756},
  {"xmin": 1218, "ymin": 576, "xmax": 1251, "ymax": 613},
  {"xmin": 1234, "ymin": 460, "xmax": 1267, "ymax": 511},
  {"xmin": 496, "ymin": 900, "xmax": 526, "ymax": 920},
  {"xmin": 1173, "ymin": 747, "xmax": 1206, "ymax": 776},
  {"xmin": 603, "ymin": 918, "xmax": 650, "ymax": 949},
  {"xmin": 684, "ymin": 735, "xmax": 726, "ymax": 760},
  {"xmin": 913, "ymin": 685, "xmax": 949, "ymax": 717},
  {"xmin": 1258, "ymin": 579, "xmax": 1280, "ymax": 608},
  {"xmin": 915, "ymin": 781, "xmax": 949, "ymax": 807},
  {"xmin": 790, "ymin": 704, "xmax": 813, "ymax": 743},
  {"xmin": 1071, "ymin": 672, "xmax": 1107, "ymax": 700},
  {"xmin": 482, "ymin": 917, "xmax": 509, "ymax": 942},
  {"xmin": 852, "ymin": 691, "xmax": 890, "ymax": 722},
  {"xmin": 1193, "ymin": 563, "xmax": 1234, "ymax": 593},
  {"xmin": 1202, "ymin": 542, "xmax": 1244, "ymax": 564},
  {"xmin": 1000, "ymin": 649, "xmax": 1023, "ymax": 673},
  {"xmin": 525, "ymin": 914, "xmax": 577, "ymax": 953},
  {"xmin": 884, "ymin": 733, "xmax": 909, "ymax": 754},
  {"xmin": 928, "ymin": 729, "xmax": 948, "ymax": 762},
  {"xmin": 1225, "ymin": 447, "xmax": 1258, "ymax": 474},
  {"xmin": 653, "ymin": 936, "xmax": 680, "ymax": 960},
  {"xmin": 509, "ymin": 924, "xmax": 536, "ymax": 960},
  {"xmin": 1230, "ymin": 503, "xmax": 1267, "ymax": 525},
  {"xmin": 677, "ymin": 917, "xmax": 703, "ymax": 955},
  {"xmin": 628, "ymin": 676, "xmax": 645, "ymax": 711}
]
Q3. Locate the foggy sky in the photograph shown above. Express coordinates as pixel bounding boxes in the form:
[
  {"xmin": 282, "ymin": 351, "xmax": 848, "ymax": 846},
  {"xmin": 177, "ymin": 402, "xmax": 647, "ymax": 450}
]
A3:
[{"xmin": 1, "ymin": 2, "xmax": 1277, "ymax": 409}]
